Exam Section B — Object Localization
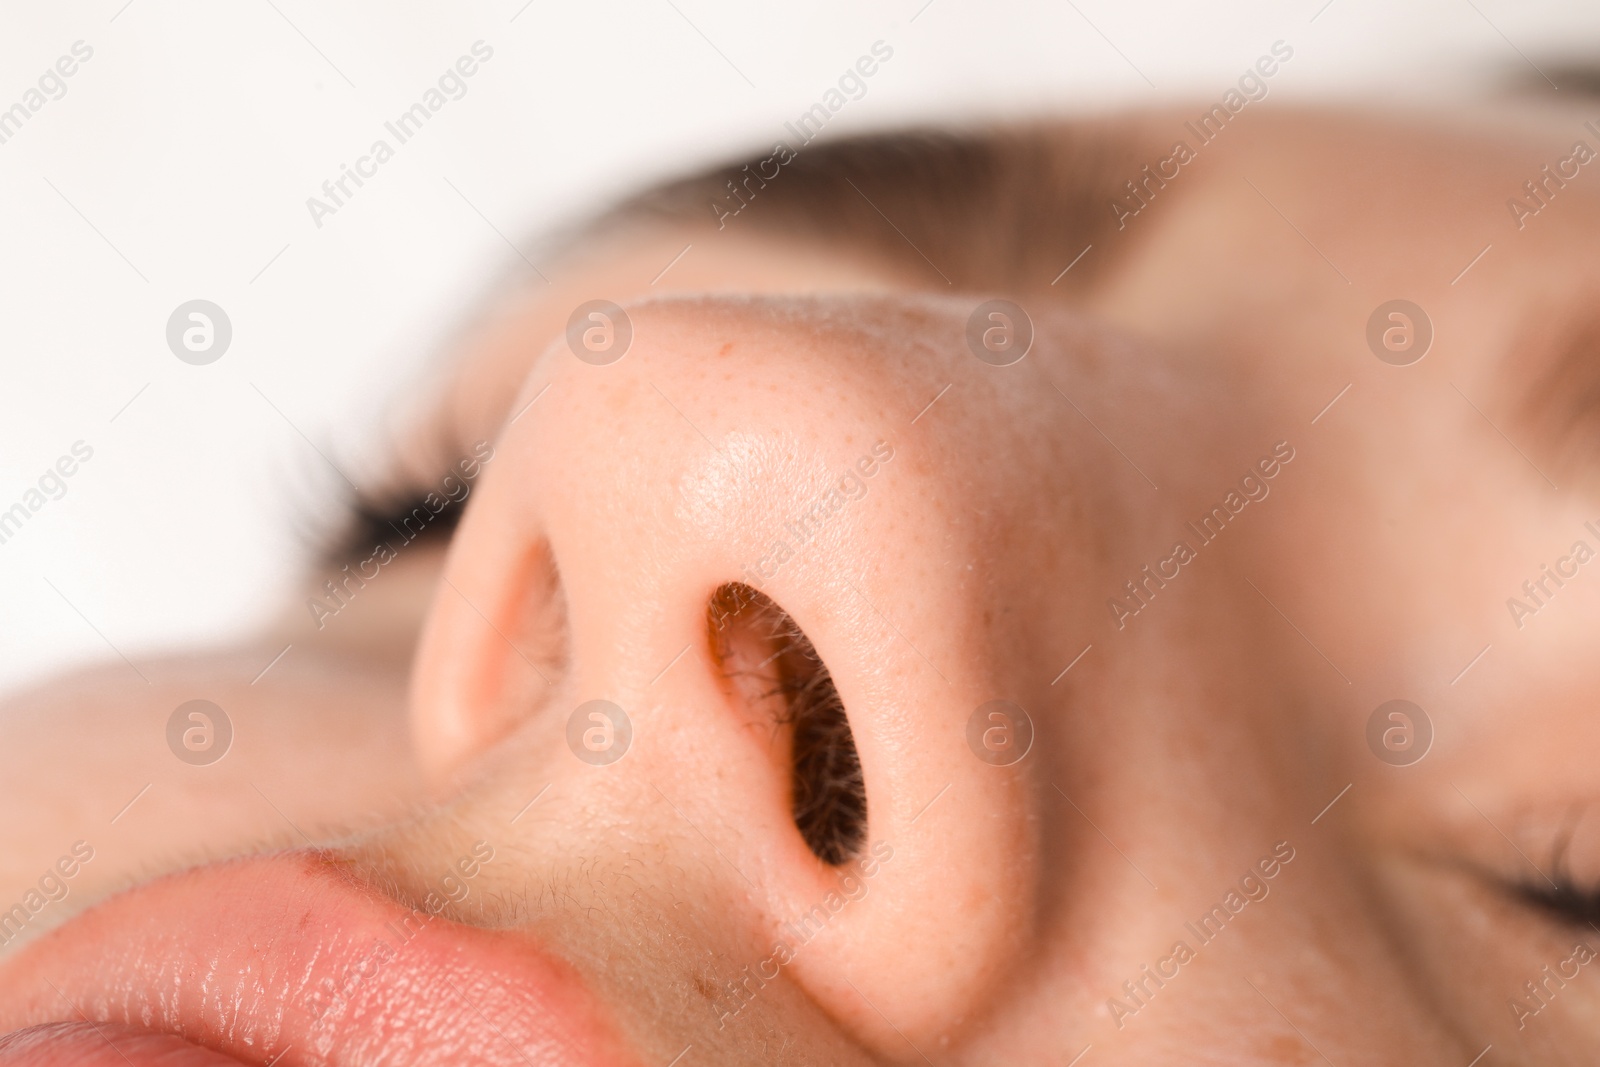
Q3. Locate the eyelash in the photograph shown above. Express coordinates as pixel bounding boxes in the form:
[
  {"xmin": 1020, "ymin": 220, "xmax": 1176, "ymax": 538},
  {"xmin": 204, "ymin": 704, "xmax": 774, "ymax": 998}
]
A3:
[
  {"xmin": 332, "ymin": 491, "xmax": 465, "ymax": 561},
  {"xmin": 1523, "ymin": 880, "xmax": 1600, "ymax": 929},
  {"xmin": 1519, "ymin": 806, "xmax": 1600, "ymax": 930},
  {"xmin": 320, "ymin": 424, "xmax": 480, "ymax": 563}
]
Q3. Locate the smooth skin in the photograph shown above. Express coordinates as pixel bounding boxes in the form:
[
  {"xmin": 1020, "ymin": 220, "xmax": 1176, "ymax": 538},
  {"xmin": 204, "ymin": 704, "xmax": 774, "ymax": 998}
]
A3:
[{"xmin": 4, "ymin": 101, "xmax": 1600, "ymax": 1064}]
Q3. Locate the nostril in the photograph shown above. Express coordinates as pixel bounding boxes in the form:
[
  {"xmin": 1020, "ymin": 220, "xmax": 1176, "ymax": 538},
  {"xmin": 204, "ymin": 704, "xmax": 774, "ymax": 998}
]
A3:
[
  {"xmin": 708, "ymin": 583, "xmax": 866, "ymax": 866},
  {"xmin": 787, "ymin": 658, "xmax": 866, "ymax": 867}
]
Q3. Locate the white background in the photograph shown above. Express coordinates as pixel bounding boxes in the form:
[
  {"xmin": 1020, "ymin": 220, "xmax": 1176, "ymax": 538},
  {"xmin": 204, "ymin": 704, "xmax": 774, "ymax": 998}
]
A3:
[{"xmin": 1, "ymin": 0, "xmax": 1596, "ymax": 696}]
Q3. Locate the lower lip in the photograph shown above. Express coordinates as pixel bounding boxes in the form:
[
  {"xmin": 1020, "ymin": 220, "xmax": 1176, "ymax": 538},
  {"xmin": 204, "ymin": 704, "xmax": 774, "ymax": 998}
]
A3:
[{"xmin": 0, "ymin": 851, "xmax": 633, "ymax": 1067}]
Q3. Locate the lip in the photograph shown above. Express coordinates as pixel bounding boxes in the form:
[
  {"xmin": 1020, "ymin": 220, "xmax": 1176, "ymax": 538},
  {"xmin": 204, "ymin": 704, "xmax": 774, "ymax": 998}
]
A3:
[{"xmin": 0, "ymin": 850, "xmax": 634, "ymax": 1066}]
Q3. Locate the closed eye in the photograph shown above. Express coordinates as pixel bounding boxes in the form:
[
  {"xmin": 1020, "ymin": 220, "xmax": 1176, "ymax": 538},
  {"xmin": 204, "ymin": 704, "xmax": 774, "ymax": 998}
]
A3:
[
  {"xmin": 317, "ymin": 431, "xmax": 492, "ymax": 566},
  {"xmin": 1515, "ymin": 804, "xmax": 1600, "ymax": 932},
  {"xmin": 1521, "ymin": 879, "xmax": 1600, "ymax": 929}
]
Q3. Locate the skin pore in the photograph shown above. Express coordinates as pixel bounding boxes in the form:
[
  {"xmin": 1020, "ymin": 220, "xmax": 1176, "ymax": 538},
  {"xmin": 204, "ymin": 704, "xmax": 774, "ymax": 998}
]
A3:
[{"xmin": 3, "ymin": 98, "xmax": 1600, "ymax": 1064}]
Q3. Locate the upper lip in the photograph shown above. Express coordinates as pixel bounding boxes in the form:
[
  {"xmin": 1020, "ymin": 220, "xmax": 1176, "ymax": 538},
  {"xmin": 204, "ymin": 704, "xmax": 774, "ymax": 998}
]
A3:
[{"xmin": 0, "ymin": 849, "xmax": 634, "ymax": 1067}]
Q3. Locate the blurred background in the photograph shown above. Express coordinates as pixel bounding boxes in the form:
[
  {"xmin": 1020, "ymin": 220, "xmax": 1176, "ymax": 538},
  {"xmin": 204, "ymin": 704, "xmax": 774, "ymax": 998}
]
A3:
[{"xmin": 1, "ymin": 0, "xmax": 1596, "ymax": 695}]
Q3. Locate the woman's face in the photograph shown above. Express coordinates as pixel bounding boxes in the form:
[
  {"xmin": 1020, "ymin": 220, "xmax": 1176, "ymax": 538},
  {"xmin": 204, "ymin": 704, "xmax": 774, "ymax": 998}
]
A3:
[{"xmin": 5, "ymin": 105, "xmax": 1600, "ymax": 1065}]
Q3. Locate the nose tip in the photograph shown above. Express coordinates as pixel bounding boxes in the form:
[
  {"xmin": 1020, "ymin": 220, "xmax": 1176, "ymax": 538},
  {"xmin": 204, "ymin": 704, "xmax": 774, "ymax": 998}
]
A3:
[{"xmin": 410, "ymin": 293, "xmax": 1085, "ymax": 1052}]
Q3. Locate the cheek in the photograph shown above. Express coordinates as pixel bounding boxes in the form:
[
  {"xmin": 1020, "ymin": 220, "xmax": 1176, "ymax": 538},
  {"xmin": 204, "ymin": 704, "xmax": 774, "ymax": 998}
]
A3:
[{"xmin": 0, "ymin": 646, "xmax": 422, "ymax": 913}]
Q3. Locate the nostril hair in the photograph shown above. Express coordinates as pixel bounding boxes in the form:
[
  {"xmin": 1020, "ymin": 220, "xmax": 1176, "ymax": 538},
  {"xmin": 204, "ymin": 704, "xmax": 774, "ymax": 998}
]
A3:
[{"xmin": 708, "ymin": 583, "xmax": 866, "ymax": 866}]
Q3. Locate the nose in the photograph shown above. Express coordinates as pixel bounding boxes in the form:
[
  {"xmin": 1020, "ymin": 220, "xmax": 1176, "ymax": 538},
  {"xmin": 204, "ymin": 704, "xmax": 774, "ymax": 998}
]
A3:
[
  {"xmin": 410, "ymin": 293, "xmax": 1096, "ymax": 1052},
  {"xmin": 404, "ymin": 293, "xmax": 1454, "ymax": 1064}
]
